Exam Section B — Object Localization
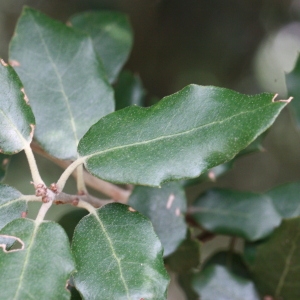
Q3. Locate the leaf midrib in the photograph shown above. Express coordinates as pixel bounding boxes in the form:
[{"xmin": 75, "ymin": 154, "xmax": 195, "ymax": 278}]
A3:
[
  {"xmin": 84, "ymin": 101, "xmax": 276, "ymax": 159},
  {"xmin": 13, "ymin": 221, "xmax": 39, "ymax": 300},
  {"xmin": 31, "ymin": 13, "xmax": 79, "ymax": 147},
  {"xmin": 92, "ymin": 210, "xmax": 130, "ymax": 299},
  {"xmin": 275, "ymin": 229, "xmax": 300, "ymax": 297},
  {"xmin": 0, "ymin": 108, "xmax": 29, "ymax": 149}
]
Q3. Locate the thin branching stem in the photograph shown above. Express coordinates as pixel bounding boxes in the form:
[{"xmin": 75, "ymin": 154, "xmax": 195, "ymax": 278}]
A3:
[
  {"xmin": 23, "ymin": 144, "xmax": 44, "ymax": 186},
  {"xmin": 76, "ymin": 164, "xmax": 88, "ymax": 194}
]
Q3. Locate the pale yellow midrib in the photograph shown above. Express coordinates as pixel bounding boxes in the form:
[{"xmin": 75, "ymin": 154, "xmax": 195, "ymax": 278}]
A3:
[
  {"xmin": 13, "ymin": 222, "xmax": 39, "ymax": 300},
  {"xmin": 0, "ymin": 108, "xmax": 29, "ymax": 148},
  {"xmin": 32, "ymin": 15, "xmax": 79, "ymax": 147},
  {"xmin": 275, "ymin": 229, "xmax": 300, "ymax": 297},
  {"xmin": 84, "ymin": 101, "xmax": 277, "ymax": 159},
  {"xmin": 92, "ymin": 211, "xmax": 131, "ymax": 299}
]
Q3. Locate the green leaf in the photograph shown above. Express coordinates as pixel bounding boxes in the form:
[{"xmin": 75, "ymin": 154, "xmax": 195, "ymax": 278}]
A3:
[
  {"xmin": 78, "ymin": 85, "xmax": 288, "ymax": 186},
  {"xmin": 0, "ymin": 218, "xmax": 75, "ymax": 299},
  {"xmin": 190, "ymin": 189, "xmax": 281, "ymax": 241},
  {"xmin": 0, "ymin": 184, "xmax": 27, "ymax": 230},
  {"xmin": 202, "ymin": 251, "xmax": 251, "ymax": 279},
  {"xmin": 70, "ymin": 11, "xmax": 133, "ymax": 83},
  {"xmin": 72, "ymin": 203, "xmax": 169, "ymax": 300},
  {"xmin": 250, "ymin": 217, "xmax": 300, "ymax": 300},
  {"xmin": 115, "ymin": 70, "xmax": 145, "ymax": 110},
  {"xmin": 0, "ymin": 154, "xmax": 10, "ymax": 181},
  {"xmin": 128, "ymin": 182, "xmax": 187, "ymax": 256},
  {"xmin": 9, "ymin": 7, "xmax": 114, "ymax": 160},
  {"xmin": 192, "ymin": 265, "xmax": 260, "ymax": 300},
  {"xmin": 165, "ymin": 237, "xmax": 201, "ymax": 273},
  {"xmin": 178, "ymin": 273, "xmax": 199, "ymax": 300},
  {"xmin": 0, "ymin": 59, "xmax": 35, "ymax": 154},
  {"xmin": 266, "ymin": 182, "xmax": 300, "ymax": 218},
  {"xmin": 286, "ymin": 54, "xmax": 300, "ymax": 128}
]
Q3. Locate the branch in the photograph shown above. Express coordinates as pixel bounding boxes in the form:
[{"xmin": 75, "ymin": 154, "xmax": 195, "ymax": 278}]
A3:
[
  {"xmin": 31, "ymin": 141, "xmax": 130, "ymax": 203},
  {"xmin": 54, "ymin": 192, "xmax": 113, "ymax": 208}
]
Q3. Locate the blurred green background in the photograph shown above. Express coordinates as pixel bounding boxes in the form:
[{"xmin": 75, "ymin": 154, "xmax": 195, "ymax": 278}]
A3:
[{"xmin": 1, "ymin": 1, "xmax": 300, "ymax": 298}]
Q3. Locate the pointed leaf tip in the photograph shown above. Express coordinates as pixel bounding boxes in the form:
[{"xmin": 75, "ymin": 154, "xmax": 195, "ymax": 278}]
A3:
[{"xmin": 78, "ymin": 85, "xmax": 288, "ymax": 186}]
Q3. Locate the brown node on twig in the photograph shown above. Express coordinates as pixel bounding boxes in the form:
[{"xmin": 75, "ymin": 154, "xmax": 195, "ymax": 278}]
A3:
[
  {"xmin": 0, "ymin": 59, "xmax": 8, "ymax": 67},
  {"xmin": 21, "ymin": 211, "xmax": 27, "ymax": 218},
  {"xmin": 50, "ymin": 183, "xmax": 59, "ymax": 194},
  {"xmin": 72, "ymin": 198, "xmax": 79, "ymax": 206},
  {"xmin": 9, "ymin": 60, "xmax": 20, "ymax": 67}
]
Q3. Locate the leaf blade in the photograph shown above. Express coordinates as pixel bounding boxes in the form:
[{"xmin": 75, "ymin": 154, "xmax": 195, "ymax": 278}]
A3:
[
  {"xmin": 72, "ymin": 203, "xmax": 169, "ymax": 300},
  {"xmin": 250, "ymin": 217, "xmax": 300, "ymax": 299},
  {"xmin": 0, "ymin": 218, "xmax": 75, "ymax": 299},
  {"xmin": 9, "ymin": 7, "xmax": 114, "ymax": 159},
  {"xmin": 0, "ymin": 184, "xmax": 27, "ymax": 230},
  {"xmin": 128, "ymin": 182, "xmax": 187, "ymax": 257},
  {"xmin": 0, "ymin": 60, "xmax": 35, "ymax": 154},
  {"xmin": 190, "ymin": 189, "xmax": 282, "ymax": 241},
  {"xmin": 78, "ymin": 85, "xmax": 288, "ymax": 186},
  {"xmin": 192, "ymin": 265, "xmax": 260, "ymax": 300},
  {"xmin": 70, "ymin": 11, "xmax": 133, "ymax": 83}
]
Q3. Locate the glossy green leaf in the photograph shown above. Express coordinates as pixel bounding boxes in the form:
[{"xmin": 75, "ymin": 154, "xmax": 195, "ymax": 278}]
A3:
[
  {"xmin": 0, "ymin": 184, "xmax": 27, "ymax": 230},
  {"xmin": 266, "ymin": 182, "xmax": 300, "ymax": 218},
  {"xmin": 190, "ymin": 189, "xmax": 281, "ymax": 241},
  {"xmin": 9, "ymin": 7, "xmax": 114, "ymax": 160},
  {"xmin": 115, "ymin": 70, "xmax": 145, "ymax": 110},
  {"xmin": 0, "ymin": 218, "xmax": 75, "ymax": 299},
  {"xmin": 128, "ymin": 182, "xmax": 187, "ymax": 256},
  {"xmin": 250, "ymin": 217, "xmax": 300, "ymax": 299},
  {"xmin": 70, "ymin": 11, "xmax": 133, "ymax": 83},
  {"xmin": 286, "ymin": 54, "xmax": 300, "ymax": 128},
  {"xmin": 192, "ymin": 265, "xmax": 260, "ymax": 300},
  {"xmin": 72, "ymin": 203, "xmax": 169, "ymax": 300},
  {"xmin": 165, "ymin": 238, "xmax": 201, "ymax": 273},
  {"xmin": 0, "ymin": 59, "xmax": 35, "ymax": 154},
  {"xmin": 78, "ymin": 85, "xmax": 288, "ymax": 186},
  {"xmin": 0, "ymin": 154, "xmax": 10, "ymax": 181}
]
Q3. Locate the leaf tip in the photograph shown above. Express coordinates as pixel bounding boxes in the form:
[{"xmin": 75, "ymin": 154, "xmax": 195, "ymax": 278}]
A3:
[
  {"xmin": 272, "ymin": 93, "xmax": 293, "ymax": 103},
  {"xmin": 0, "ymin": 59, "xmax": 8, "ymax": 67},
  {"xmin": 29, "ymin": 124, "xmax": 35, "ymax": 140},
  {"xmin": 9, "ymin": 60, "xmax": 20, "ymax": 67}
]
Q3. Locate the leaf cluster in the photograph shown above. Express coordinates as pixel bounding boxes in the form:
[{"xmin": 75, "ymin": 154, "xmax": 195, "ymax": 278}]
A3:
[{"xmin": 0, "ymin": 6, "xmax": 298, "ymax": 300}]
